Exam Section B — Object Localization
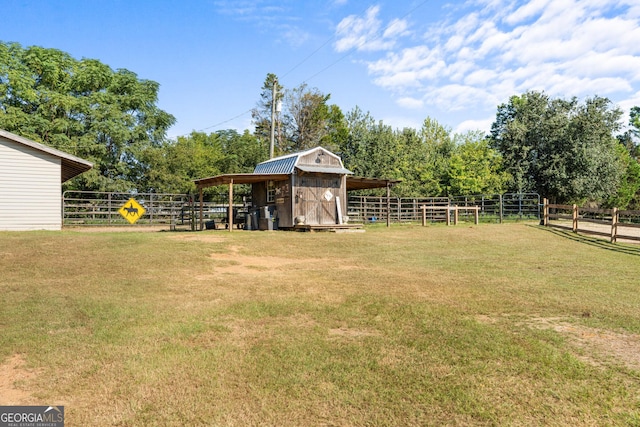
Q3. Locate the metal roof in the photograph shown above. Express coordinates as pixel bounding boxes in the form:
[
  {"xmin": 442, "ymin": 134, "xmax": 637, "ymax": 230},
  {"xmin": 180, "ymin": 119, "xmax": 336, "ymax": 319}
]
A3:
[
  {"xmin": 253, "ymin": 155, "xmax": 297, "ymax": 174},
  {"xmin": 0, "ymin": 129, "xmax": 93, "ymax": 182},
  {"xmin": 253, "ymin": 147, "xmax": 350, "ymax": 175},
  {"xmin": 195, "ymin": 148, "xmax": 398, "ymax": 190}
]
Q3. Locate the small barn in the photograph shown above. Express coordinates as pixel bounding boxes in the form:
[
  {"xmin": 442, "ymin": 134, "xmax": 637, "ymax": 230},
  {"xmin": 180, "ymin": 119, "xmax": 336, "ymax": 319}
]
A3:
[
  {"xmin": 0, "ymin": 129, "xmax": 93, "ymax": 231},
  {"xmin": 194, "ymin": 146, "xmax": 399, "ymax": 230}
]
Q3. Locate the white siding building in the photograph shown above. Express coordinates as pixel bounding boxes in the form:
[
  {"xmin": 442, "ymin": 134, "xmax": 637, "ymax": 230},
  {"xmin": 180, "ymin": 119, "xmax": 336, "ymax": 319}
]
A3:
[{"xmin": 0, "ymin": 129, "xmax": 92, "ymax": 231}]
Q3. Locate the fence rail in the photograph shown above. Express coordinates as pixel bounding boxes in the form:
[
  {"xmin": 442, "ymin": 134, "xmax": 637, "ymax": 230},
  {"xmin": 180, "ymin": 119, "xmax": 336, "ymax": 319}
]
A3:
[
  {"xmin": 62, "ymin": 192, "xmax": 541, "ymax": 229},
  {"xmin": 347, "ymin": 193, "xmax": 540, "ymax": 224},
  {"xmin": 543, "ymin": 199, "xmax": 640, "ymax": 243},
  {"xmin": 62, "ymin": 191, "xmax": 247, "ymax": 230}
]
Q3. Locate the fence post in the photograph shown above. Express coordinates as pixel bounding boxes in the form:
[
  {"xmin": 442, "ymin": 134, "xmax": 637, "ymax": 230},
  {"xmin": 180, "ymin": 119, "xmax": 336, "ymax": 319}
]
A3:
[
  {"xmin": 572, "ymin": 204, "xmax": 578, "ymax": 233},
  {"xmin": 611, "ymin": 207, "xmax": 618, "ymax": 243},
  {"xmin": 499, "ymin": 194, "xmax": 503, "ymax": 224},
  {"xmin": 474, "ymin": 207, "xmax": 479, "ymax": 225},
  {"xmin": 421, "ymin": 206, "xmax": 426, "ymax": 226},
  {"xmin": 149, "ymin": 193, "xmax": 154, "ymax": 224},
  {"xmin": 170, "ymin": 196, "xmax": 176, "ymax": 231},
  {"xmin": 108, "ymin": 192, "xmax": 112, "ymax": 226},
  {"xmin": 542, "ymin": 198, "xmax": 548, "ymax": 226}
]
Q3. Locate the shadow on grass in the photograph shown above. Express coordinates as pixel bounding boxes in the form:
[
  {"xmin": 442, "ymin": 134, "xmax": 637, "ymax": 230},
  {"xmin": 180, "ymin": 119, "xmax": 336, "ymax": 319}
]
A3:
[{"xmin": 532, "ymin": 225, "xmax": 640, "ymax": 257}]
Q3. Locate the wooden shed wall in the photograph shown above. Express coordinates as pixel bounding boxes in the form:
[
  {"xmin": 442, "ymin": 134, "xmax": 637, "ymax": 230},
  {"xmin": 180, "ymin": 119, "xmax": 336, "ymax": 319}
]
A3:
[
  {"xmin": 292, "ymin": 173, "xmax": 346, "ymax": 225},
  {"xmin": 0, "ymin": 136, "xmax": 62, "ymax": 231},
  {"xmin": 297, "ymin": 150, "xmax": 342, "ymax": 168}
]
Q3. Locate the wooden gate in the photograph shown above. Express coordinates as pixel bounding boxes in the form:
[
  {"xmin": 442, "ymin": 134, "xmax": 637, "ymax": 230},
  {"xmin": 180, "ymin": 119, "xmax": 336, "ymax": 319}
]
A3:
[{"xmin": 299, "ymin": 176, "xmax": 339, "ymax": 225}]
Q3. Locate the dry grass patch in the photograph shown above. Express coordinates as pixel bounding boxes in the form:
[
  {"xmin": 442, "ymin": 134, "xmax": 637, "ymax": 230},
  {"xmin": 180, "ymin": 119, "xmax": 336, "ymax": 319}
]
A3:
[
  {"xmin": 0, "ymin": 354, "xmax": 41, "ymax": 405},
  {"xmin": 2, "ymin": 224, "xmax": 640, "ymax": 425}
]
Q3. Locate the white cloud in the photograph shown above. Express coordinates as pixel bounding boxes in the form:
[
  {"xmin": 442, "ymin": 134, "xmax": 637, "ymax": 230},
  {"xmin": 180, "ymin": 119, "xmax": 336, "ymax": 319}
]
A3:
[
  {"xmin": 342, "ymin": 0, "xmax": 640, "ymax": 119},
  {"xmin": 334, "ymin": 5, "xmax": 409, "ymax": 52},
  {"xmin": 454, "ymin": 117, "xmax": 495, "ymax": 134},
  {"xmin": 396, "ymin": 97, "xmax": 424, "ymax": 109}
]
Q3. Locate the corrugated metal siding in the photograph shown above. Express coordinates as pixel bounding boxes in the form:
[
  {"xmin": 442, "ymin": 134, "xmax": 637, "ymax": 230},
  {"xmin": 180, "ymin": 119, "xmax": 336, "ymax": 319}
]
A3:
[
  {"xmin": 253, "ymin": 156, "xmax": 298, "ymax": 174},
  {"xmin": 0, "ymin": 137, "xmax": 62, "ymax": 231}
]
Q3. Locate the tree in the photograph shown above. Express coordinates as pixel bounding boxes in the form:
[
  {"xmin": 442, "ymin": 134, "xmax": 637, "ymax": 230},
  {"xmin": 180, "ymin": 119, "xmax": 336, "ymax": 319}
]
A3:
[
  {"xmin": 489, "ymin": 91, "xmax": 624, "ymax": 204},
  {"xmin": 139, "ymin": 130, "xmax": 266, "ymax": 195},
  {"xmin": 631, "ymin": 106, "xmax": 640, "ymax": 141},
  {"xmin": 252, "ymin": 76, "xmax": 346, "ymax": 156},
  {"xmin": 281, "ymin": 83, "xmax": 346, "ymax": 153},
  {"xmin": 341, "ymin": 107, "xmax": 399, "ymax": 182},
  {"xmin": 0, "ymin": 42, "xmax": 175, "ymax": 191},
  {"xmin": 251, "ymin": 73, "xmax": 283, "ymax": 157},
  {"xmin": 448, "ymin": 131, "xmax": 510, "ymax": 195},
  {"xmin": 604, "ymin": 143, "xmax": 640, "ymax": 209},
  {"xmin": 419, "ymin": 117, "xmax": 455, "ymax": 196}
]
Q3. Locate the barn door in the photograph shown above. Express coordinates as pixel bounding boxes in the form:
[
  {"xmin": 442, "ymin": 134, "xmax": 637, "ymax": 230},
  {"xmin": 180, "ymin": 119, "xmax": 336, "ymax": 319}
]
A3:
[{"xmin": 300, "ymin": 176, "xmax": 339, "ymax": 225}]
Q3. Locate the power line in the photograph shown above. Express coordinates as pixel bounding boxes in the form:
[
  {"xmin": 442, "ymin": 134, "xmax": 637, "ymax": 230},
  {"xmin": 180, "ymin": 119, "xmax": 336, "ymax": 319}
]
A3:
[{"xmin": 178, "ymin": 0, "xmax": 432, "ymax": 138}]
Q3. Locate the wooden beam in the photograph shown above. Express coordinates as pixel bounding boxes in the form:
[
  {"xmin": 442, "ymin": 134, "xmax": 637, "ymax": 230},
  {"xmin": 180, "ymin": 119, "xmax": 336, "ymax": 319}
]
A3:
[
  {"xmin": 386, "ymin": 182, "xmax": 391, "ymax": 227},
  {"xmin": 228, "ymin": 179, "xmax": 234, "ymax": 232},
  {"xmin": 199, "ymin": 186, "xmax": 204, "ymax": 231}
]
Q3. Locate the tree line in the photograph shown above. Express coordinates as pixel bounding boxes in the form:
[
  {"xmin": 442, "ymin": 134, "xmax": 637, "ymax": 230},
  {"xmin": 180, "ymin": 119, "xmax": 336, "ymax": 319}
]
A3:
[{"xmin": 2, "ymin": 42, "xmax": 640, "ymax": 207}]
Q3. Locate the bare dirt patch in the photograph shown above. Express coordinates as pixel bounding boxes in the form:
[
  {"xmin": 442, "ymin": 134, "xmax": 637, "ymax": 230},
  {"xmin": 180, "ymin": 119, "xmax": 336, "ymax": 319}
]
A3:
[
  {"xmin": 168, "ymin": 234, "xmax": 227, "ymax": 243},
  {"xmin": 477, "ymin": 315, "xmax": 640, "ymax": 371},
  {"xmin": 0, "ymin": 354, "xmax": 40, "ymax": 405},
  {"xmin": 529, "ymin": 317, "xmax": 640, "ymax": 370}
]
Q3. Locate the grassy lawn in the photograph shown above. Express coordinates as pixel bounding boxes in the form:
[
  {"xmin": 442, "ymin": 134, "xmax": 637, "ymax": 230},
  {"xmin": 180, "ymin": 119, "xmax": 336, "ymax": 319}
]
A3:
[{"xmin": 1, "ymin": 223, "xmax": 639, "ymax": 426}]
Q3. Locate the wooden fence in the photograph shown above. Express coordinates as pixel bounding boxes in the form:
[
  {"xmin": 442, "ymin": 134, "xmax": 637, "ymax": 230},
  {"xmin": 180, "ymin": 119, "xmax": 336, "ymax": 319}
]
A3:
[
  {"xmin": 347, "ymin": 193, "xmax": 540, "ymax": 224},
  {"xmin": 62, "ymin": 191, "xmax": 247, "ymax": 230},
  {"xmin": 542, "ymin": 199, "xmax": 640, "ymax": 243},
  {"xmin": 62, "ymin": 192, "xmax": 541, "ymax": 229}
]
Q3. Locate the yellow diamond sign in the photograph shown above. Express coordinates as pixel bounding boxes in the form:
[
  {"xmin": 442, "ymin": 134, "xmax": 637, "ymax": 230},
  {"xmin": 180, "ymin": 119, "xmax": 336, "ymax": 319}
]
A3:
[{"xmin": 118, "ymin": 198, "xmax": 146, "ymax": 224}]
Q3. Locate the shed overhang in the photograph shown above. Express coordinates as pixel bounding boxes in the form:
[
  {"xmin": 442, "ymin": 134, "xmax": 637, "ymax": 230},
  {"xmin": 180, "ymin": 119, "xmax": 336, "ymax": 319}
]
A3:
[
  {"xmin": 194, "ymin": 173, "xmax": 290, "ymax": 188},
  {"xmin": 346, "ymin": 177, "xmax": 401, "ymax": 191}
]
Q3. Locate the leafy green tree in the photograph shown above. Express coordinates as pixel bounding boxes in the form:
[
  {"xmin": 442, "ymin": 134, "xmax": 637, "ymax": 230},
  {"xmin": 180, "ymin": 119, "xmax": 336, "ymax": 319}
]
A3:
[
  {"xmin": 631, "ymin": 106, "xmax": 640, "ymax": 141},
  {"xmin": 0, "ymin": 42, "xmax": 175, "ymax": 191},
  {"xmin": 448, "ymin": 131, "xmax": 510, "ymax": 195},
  {"xmin": 604, "ymin": 143, "xmax": 640, "ymax": 209},
  {"xmin": 341, "ymin": 107, "xmax": 399, "ymax": 182},
  {"xmin": 419, "ymin": 117, "xmax": 455, "ymax": 196},
  {"xmin": 489, "ymin": 91, "xmax": 624, "ymax": 204},
  {"xmin": 139, "ymin": 130, "xmax": 266, "ymax": 195},
  {"xmin": 281, "ymin": 83, "xmax": 348, "ymax": 153},
  {"xmin": 139, "ymin": 131, "xmax": 224, "ymax": 194}
]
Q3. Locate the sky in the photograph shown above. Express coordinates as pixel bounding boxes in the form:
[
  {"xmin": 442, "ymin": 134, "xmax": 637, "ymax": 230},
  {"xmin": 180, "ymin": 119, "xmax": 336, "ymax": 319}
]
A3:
[{"xmin": 2, "ymin": 0, "xmax": 640, "ymax": 140}]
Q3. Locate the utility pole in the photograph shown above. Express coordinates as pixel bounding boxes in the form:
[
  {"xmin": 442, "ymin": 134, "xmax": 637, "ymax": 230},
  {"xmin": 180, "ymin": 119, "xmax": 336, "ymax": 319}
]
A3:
[{"xmin": 269, "ymin": 79, "xmax": 277, "ymax": 159}]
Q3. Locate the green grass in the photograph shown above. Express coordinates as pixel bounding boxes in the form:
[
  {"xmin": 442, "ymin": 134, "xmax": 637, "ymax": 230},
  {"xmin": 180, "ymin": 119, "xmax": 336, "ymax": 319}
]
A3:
[{"xmin": 1, "ymin": 223, "xmax": 640, "ymax": 426}]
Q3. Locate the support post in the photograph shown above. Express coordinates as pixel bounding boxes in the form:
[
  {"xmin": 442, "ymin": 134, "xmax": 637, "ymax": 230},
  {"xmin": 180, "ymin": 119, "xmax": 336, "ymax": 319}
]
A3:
[
  {"xmin": 446, "ymin": 206, "xmax": 451, "ymax": 226},
  {"xmin": 199, "ymin": 187, "xmax": 204, "ymax": 231},
  {"xmin": 453, "ymin": 206, "xmax": 459, "ymax": 225},
  {"xmin": 572, "ymin": 204, "xmax": 578, "ymax": 233},
  {"xmin": 543, "ymin": 198, "xmax": 549, "ymax": 226},
  {"xmin": 228, "ymin": 179, "xmax": 234, "ymax": 232},
  {"xmin": 170, "ymin": 196, "xmax": 176, "ymax": 231},
  {"xmin": 611, "ymin": 207, "xmax": 618, "ymax": 243},
  {"xmin": 386, "ymin": 183, "xmax": 391, "ymax": 227},
  {"xmin": 421, "ymin": 206, "xmax": 426, "ymax": 226},
  {"xmin": 270, "ymin": 80, "xmax": 277, "ymax": 159},
  {"xmin": 474, "ymin": 207, "xmax": 479, "ymax": 225}
]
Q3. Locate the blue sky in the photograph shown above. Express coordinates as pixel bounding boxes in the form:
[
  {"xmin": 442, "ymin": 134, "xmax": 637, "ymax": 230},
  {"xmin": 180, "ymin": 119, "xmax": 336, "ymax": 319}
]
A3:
[{"xmin": 3, "ymin": 0, "xmax": 640, "ymax": 139}]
